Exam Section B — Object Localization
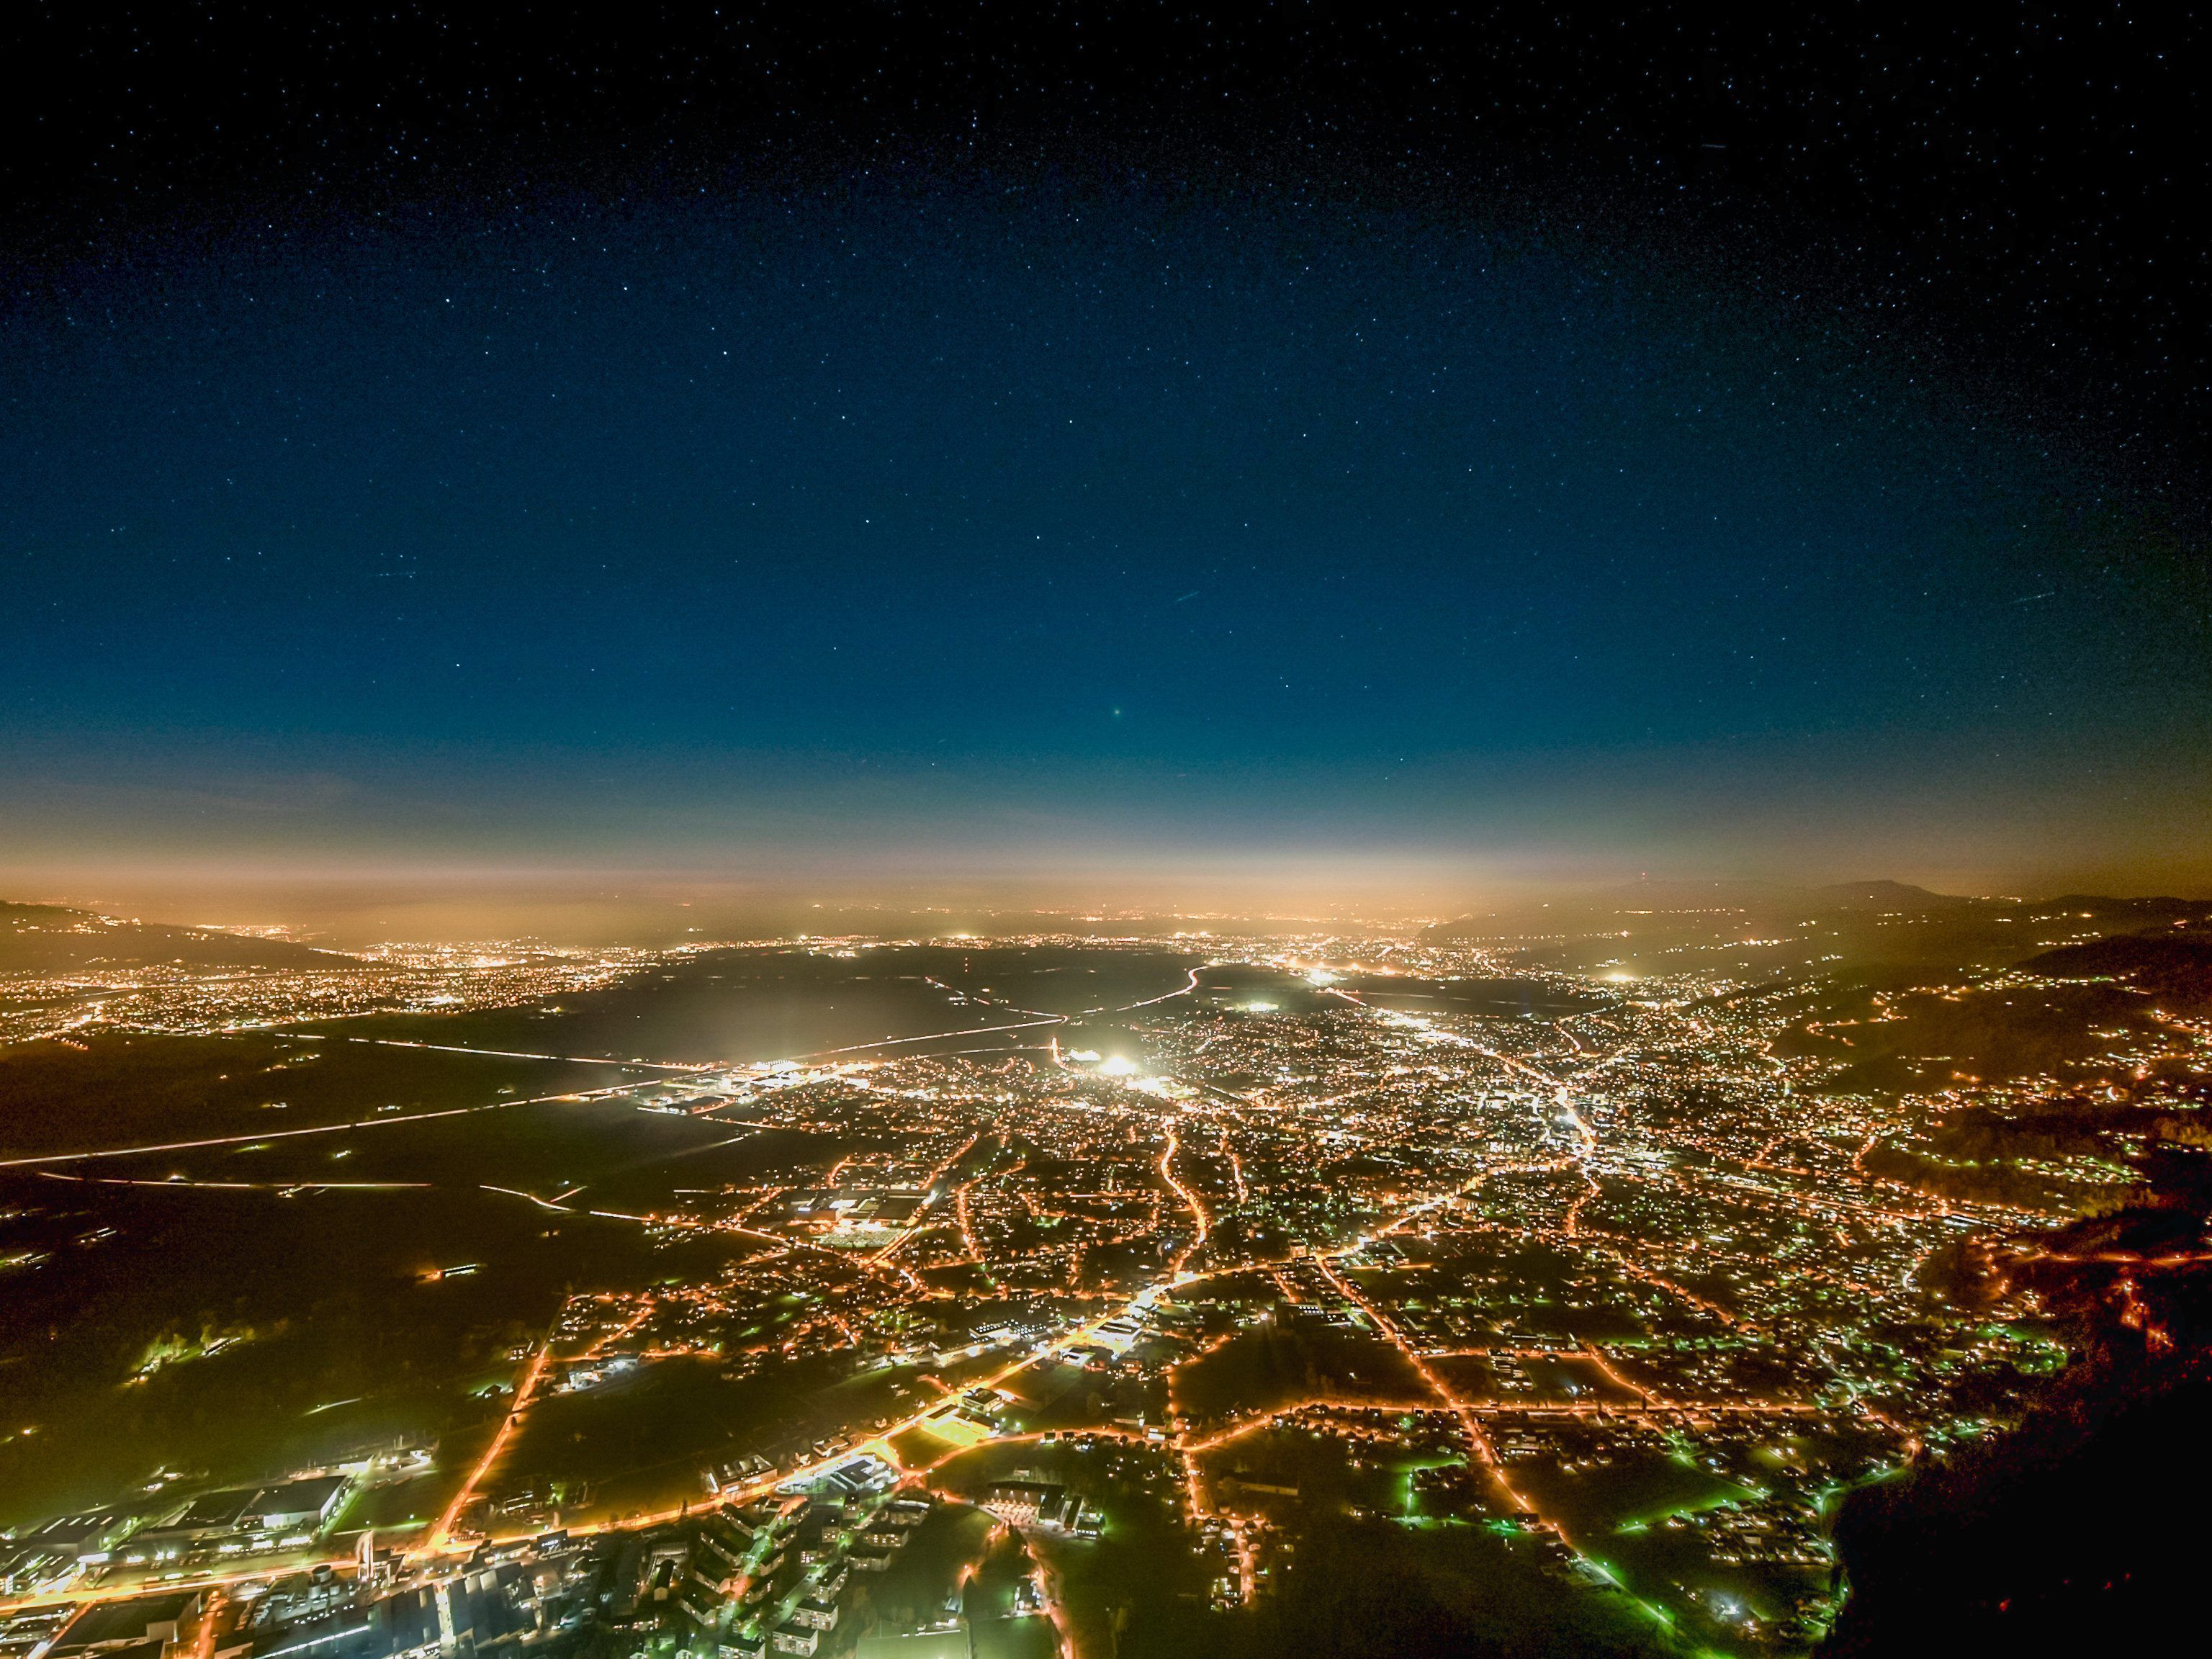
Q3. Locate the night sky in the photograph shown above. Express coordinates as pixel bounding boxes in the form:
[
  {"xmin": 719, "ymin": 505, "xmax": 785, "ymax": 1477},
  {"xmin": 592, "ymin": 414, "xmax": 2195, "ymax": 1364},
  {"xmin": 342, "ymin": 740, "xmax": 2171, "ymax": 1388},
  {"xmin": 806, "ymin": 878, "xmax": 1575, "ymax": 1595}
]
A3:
[{"xmin": 3, "ymin": 6, "xmax": 2208, "ymax": 902}]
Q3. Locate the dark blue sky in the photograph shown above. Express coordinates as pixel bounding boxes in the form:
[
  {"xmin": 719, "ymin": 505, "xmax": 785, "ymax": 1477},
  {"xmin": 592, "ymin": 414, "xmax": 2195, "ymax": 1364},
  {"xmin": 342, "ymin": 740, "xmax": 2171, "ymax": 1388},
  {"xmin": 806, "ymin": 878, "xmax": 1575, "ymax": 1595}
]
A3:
[{"xmin": 4, "ymin": 183, "xmax": 2206, "ymax": 896}]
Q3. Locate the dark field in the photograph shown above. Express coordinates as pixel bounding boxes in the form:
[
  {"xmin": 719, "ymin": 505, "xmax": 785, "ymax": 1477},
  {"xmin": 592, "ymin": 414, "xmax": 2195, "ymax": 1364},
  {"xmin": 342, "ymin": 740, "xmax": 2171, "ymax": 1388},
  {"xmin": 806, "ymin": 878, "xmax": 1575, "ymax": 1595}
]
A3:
[
  {"xmin": 0, "ymin": 1031, "xmax": 605, "ymax": 1161},
  {"xmin": 1172, "ymin": 1316, "xmax": 1433, "ymax": 1426},
  {"xmin": 351, "ymin": 945, "xmax": 1202, "ymax": 1067},
  {"xmin": 0, "ymin": 1179, "xmax": 773, "ymax": 1526}
]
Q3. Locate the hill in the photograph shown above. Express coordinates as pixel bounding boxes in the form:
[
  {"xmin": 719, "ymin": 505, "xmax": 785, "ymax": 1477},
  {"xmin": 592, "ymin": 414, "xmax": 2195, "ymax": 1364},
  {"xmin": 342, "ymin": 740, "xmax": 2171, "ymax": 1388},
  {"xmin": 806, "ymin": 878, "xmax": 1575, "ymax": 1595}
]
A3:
[
  {"xmin": 1424, "ymin": 884, "xmax": 2212, "ymax": 981},
  {"xmin": 1821, "ymin": 1196, "xmax": 2212, "ymax": 1658},
  {"xmin": 1810, "ymin": 879, "xmax": 1977, "ymax": 912},
  {"xmin": 2018, "ymin": 932, "xmax": 2212, "ymax": 1011},
  {"xmin": 1822, "ymin": 1352, "xmax": 2212, "ymax": 1657},
  {"xmin": 0, "ymin": 903, "xmax": 358, "ymax": 974}
]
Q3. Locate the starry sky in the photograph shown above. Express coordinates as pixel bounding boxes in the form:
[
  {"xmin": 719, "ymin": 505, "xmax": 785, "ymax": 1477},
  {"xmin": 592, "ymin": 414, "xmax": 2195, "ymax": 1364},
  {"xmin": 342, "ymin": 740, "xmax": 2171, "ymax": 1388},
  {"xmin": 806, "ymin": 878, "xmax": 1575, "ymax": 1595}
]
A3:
[{"xmin": 2, "ymin": 5, "xmax": 2208, "ymax": 905}]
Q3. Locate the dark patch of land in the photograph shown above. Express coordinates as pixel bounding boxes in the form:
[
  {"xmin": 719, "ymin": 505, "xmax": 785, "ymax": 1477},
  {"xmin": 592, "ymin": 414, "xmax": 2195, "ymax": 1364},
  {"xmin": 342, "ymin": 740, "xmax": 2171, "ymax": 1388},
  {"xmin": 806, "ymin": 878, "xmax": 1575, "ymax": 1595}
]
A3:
[
  {"xmin": 0, "ymin": 1180, "xmax": 757, "ymax": 1527},
  {"xmin": 2018, "ymin": 931, "xmax": 2212, "ymax": 1010},
  {"xmin": 349, "ymin": 944, "xmax": 1200, "ymax": 1068},
  {"xmin": 0, "ymin": 1030, "xmax": 605, "ymax": 1159},
  {"xmin": 1172, "ymin": 1315, "xmax": 1431, "ymax": 1426}
]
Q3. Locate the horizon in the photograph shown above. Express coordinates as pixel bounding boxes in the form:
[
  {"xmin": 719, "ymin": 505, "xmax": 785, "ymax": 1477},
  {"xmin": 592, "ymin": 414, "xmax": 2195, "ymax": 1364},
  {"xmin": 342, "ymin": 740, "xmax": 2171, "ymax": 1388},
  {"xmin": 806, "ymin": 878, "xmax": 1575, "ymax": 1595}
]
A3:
[{"xmin": 4, "ymin": 866, "xmax": 2199, "ymax": 953}]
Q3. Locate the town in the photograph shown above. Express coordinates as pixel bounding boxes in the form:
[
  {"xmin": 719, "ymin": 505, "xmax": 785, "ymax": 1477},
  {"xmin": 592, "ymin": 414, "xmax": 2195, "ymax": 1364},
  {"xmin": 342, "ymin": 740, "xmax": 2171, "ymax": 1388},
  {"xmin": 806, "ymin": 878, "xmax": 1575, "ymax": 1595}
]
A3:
[{"xmin": 4, "ymin": 902, "xmax": 2206, "ymax": 1659}]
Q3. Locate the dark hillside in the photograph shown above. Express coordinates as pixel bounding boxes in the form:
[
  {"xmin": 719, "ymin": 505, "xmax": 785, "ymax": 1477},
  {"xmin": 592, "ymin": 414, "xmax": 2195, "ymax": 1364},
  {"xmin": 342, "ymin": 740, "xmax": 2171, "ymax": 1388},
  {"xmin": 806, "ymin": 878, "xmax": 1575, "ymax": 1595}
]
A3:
[
  {"xmin": 0, "ymin": 904, "xmax": 356, "ymax": 974},
  {"xmin": 1822, "ymin": 1182, "xmax": 2212, "ymax": 1655},
  {"xmin": 1822, "ymin": 1349, "xmax": 2212, "ymax": 1657},
  {"xmin": 2019, "ymin": 933, "xmax": 2212, "ymax": 1011}
]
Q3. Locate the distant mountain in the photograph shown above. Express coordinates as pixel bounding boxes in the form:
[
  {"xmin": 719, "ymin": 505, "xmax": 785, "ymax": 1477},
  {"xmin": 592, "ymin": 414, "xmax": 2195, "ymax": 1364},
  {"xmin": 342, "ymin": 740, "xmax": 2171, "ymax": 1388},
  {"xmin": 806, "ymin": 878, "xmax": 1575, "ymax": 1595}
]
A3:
[
  {"xmin": 1419, "ymin": 880, "xmax": 1802, "ymax": 940},
  {"xmin": 2037, "ymin": 894, "xmax": 2212, "ymax": 926},
  {"xmin": 1581, "ymin": 877, "xmax": 1808, "ymax": 910},
  {"xmin": 1421, "ymin": 878, "xmax": 1952, "ymax": 938},
  {"xmin": 1424, "ymin": 882, "xmax": 2212, "ymax": 950},
  {"xmin": 0, "ymin": 903, "xmax": 359, "ymax": 974},
  {"xmin": 1811, "ymin": 879, "xmax": 1979, "ymax": 912}
]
